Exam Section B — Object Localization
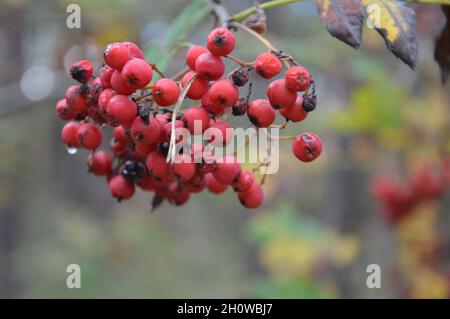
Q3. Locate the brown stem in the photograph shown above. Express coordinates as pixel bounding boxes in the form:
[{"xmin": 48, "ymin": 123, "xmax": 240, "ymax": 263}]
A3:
[{"xmin": 225, "ymin": 55, "xmax": 254, "ymax": 67}]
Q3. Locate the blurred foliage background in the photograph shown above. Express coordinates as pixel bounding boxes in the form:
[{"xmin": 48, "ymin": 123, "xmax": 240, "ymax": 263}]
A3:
[{"xmin": 0, "ymin": 0, "xmax": 449, "ymax": 298}]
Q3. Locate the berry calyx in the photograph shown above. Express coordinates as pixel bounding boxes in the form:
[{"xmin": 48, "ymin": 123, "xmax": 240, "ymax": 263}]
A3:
[
  {"xmin": 206, "ymin": 27, "xmax": 235, "ymax": 56},
  {"xmin": 209, "ymin": 79, "xmax": 239, "ymax": 110},
  {"xmin": 121, "ymin": 58, "xmax": 153, "ymax": 89},
  {"xmin": 130, "ymin": 115, "xmax": 161, "ymax": 145},
  {"xmin": 292, "ymin": 133, "xmax": 322, "ymax": 162},
  {"xmin": 247, "ymin": 99, "xmax": 276, "ymax": 128}
]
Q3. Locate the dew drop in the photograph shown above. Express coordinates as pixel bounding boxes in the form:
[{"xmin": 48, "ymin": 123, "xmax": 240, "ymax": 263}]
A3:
[{"xmin": 67, "ymin": 147, "xmax": 78, "ymax": 155}]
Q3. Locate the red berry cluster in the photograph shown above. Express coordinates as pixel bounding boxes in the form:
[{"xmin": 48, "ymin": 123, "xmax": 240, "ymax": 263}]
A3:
[
  {"xmin": 56, "ymin": 27, "xmax": 322, "ymax": 210},
  {"xmin": 371, "ymin": 158, "xmax": 450, "ymax": 224}
]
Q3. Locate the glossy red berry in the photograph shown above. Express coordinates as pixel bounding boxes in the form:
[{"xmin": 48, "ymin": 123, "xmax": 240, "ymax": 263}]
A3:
[
  {"xmin": 138, "ymin": 173, "xmax": 157, "ymax": 191},
  {"xmin": 213, "ymin": 155, "xmax": 241, "ymax": 185},
  {"xmin": 152, "ymin": 78, "xmax": 180, "ymax": 107},
  {"xmin": 121, "ymin": 58, "xmax": 153, "ymax": 89},
  {"xmin": 209, "ymin": 79, "xmax": 239, "ymax": 109},
  {"xmin": 108, "ymin": 175, "xmax": 135, "ymax": 201},
  {"xmin": 182, "ymin": 106, "xmax": 210, "ymax": 135},
  {"xmin": 206, "ymin": 27, "xmax": 235, "ymax": 56},
  {"xmin": 195, "ymin": 52, "xmax": 225, "ymax": 80},
  {"xmin": 186, "ymin": 45, "xmax": 209, "ymax": 70},
  {"xmin": 171, "ymin": 154, "xmax": 196, "ymax": 182},
  {"xmin": 104, "ymin": 42, "xmax": 131, "ymax": 70},
  {"xmin": 207, "ymin": 119, "xmax": 233, "ymax": 146},
  {"xmin": 98, "ymin": 88, "xmax": 117, "ymax": 112},
  {"xmin": 238, "ymin": 182, "xmax": 264, "ymax": 208},
  {"xmin": 98, "ymin": 66, "xmax": 113, "ymax": 88},
  {"xmin": 130, "ymin": 115, "xmax": 161, "ymax": 145},
  {"xmin": 76, "ymin": 123, "xmax": 103, "ymax": 150},
  {"xmin": 267, "ymin": 79, "xmax": 297, "ymax": 109},
  {"xmin": 279, "ymin": 96, "xmax": 308, "ymax": 122},
  {"xmin": 110, "ymin": 70, "xmax": 136, "ymax": 95},
  {"xmin": 61, "ymin": 121, "xmax": 81, "ymax": 148},
  {"xmin": 70, "ymin": 60, "xmax": 93, "ymax": 84},
  {"xmin": 167, "ymin": 182, "xmax": 190, "ymax": 205},
  {"xmin": 65, "ymin": 85, "xmax": 88, "ymax": 113},
  {"xmin": 113, "ymin": 125, "xmax": 128, "ymax": 145},
  {"xmin": 254, "ymin": 52, "xmax": 282, "ymax": 79},
  {"xmin": 285, "ymin": 66, "xmax": 311, "ymax": 91},
  {"xmin": 181, "ymin": 71, "xmax": 209, "ymax": 100},
  {"xmin": 201, "ymin": 92, "xmax": 225, "ymax": 115},
  {"xmin": 204, "ymin": 173, "xmax": 228, "ymax": 194},
  {"xmin": 106, "ymin": 95, "xmax": 137, "ymax": 128},
  {"xmin": 146, "ymin": 150, "xmax": 171, "ymax": 182},
  {"xmin": 247, "ymin": 99, "xmax": 276, "ymax": 128},
  {"xmin": 182, "ymin": 174, "xmax": 206, "ymax": 193},
  {"xmin": 292, "ymin": 133, "xmax": 322, "ymax": 162},
  {"xmin": 87, "ymin": 151, "xmax": 112, "ymax": 176},
  {"xmin": 55, "ymin": 99, "xmax": 76, "ymax": 121},
  {"xmin": 122, "ymin": 41, "xmax": 145, "ymax": 59},
  {"xmin": 233, "ymin": 171, "xmax": 255, "ymax": 192}
]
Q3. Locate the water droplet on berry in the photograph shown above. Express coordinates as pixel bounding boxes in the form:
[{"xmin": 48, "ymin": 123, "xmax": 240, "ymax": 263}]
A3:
[{"xmin": 66, "ymin": 147, "xmax": 78, "ymax": 155}]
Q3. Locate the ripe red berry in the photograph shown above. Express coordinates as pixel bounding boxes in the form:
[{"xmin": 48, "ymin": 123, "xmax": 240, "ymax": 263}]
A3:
[
  {"xmin": 130, "ymin": 115, "xmax": 161, "ymax": 145},
  {"xmin": 87, "ymin": 102, "xmax": 106, "ymax": 125},
  {"xmin": 182, "ymin": 106, "xmax": 210, "ymax": 135},
  {"xmin": 61, "ymin": 121, "xmax": 81, "ymax": 148},
  {"xmin": 55, "ymin": 99, "xmax": 76, "ymax": 121},
  {"xmin": 104, "ymin": 42, "xmax": 131, "ymax": 70},
  {"xmin": 247, "ymin": 99, "xmax": 276, "ymax": 128},
  {"xmin": 163, "ymin": 119, "xmax": 185, "ymax": 143},
  {"xmin": 113, "ymin": 125, "xmax": 128, "ymax": 145},
  {"xmin": 204, "ymin": 172, "xmax": 228, "ymax": 194},
  {"xmin": 207, "ymin": 119, "xmax": 233, "ymax": 146},
  {"xmin": 171, "ymin": 154, "xmax": 196, "ymax": 182},
  {"xmin": 279, "ymin": 96, "xmax": 308, "ymax": 122},
  {"xmin": 182, "ymin": 174, "xmax": 206, "ymax": 193},
  {"xmin": 167, "ymin": 182, "xmax": 190, "ymax": 205},
  {"xmin": 206, "ymin": 27, "xmax": 235, "ymax": 56},
  {"xmin": 186, "ymin": 45, "xmax": 209, "ymax": 70},
  {"xmin": 285, "ymin": 66, "xmax": 311, "ymax": 91},
  {"xmin": 146, "ymin": 150, "xmax": 171, "ymax": 182},
  {"xmin": 209, "ymin": 79, "xmax": 239, "ymax": 109},
  {"xmin": 110, "ymin": 70, "xmax": 136, "ymax": 95},
  {"xmin": 106, "ymin": 95, "xmax": 137, "ymax": 128},
  {"xmin": 65, "ymin": 85, "xmax": 88, "ymax": 113},
  {"xmin": 152, "ymin": 78, "xmax": 180, "ymax": 107},
  {"xmin": 267, "ymin": 79, "xmax": 297, "ymax": 109},
  {"xmin": 213, "ymin": 155, "xmax": 241, "ymax": 185},
  {"xmin": 98, "ymin": 66, "xmax": 113, "ymax": 88},
  {"xmin": 108, "ymin": 175, "xmax": 135, "ymax": 201},
  {"xmin": 254, "ymin": 52, "xmax": 282, "ymax": 79},
  {"xmin": 195, "ymin": 53, "xmax": 225, "ymax": 80},
  {"xmin": 70, "ymin": 60, "xmax": 93, "ymax": 84},
  {"xmin": 87, "ymin": 151, "xmax": 112, "ymax": 176},
  {"xmin": 233, "ymin": 171, "xmax": 255, "ymax": 192},
  {"xmin": 76, "ymin": 123, "xmax": 103, "ymax": 150},
  {"xmin": 181, "ymin": 71, "xmax": 209, "ymax": 100},
  {"xmin": 122, "ymin": 41, "xmax": 145, "ymax": 59},
  {"xmin": 121, "ymin": 58, "xmax": 153, "ymax": 89},
  {"xmin": 292, "ymin": 133, "xmax": 322, "ymax": 162},
  {"xmin": 238, "ymin": 182, "xmax": 264, "ymax": 208},
  {"xmin": 98, "ymin": 88, "xmax": 117, "ymax": 112},
  {"xmin": 201, "ymin": 92, "xmax": 225, "ymax": 115},
  {"xmin": 138, "ymin": 173, "xmax": 157, "ymax": 191}
]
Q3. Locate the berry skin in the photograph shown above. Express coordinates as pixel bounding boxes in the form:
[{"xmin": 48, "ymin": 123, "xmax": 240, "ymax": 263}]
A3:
[
  {"xmin": 247, "ymin": 99, "xmax": 276, "ymax": 128},
  {"xmin": 87, "ymin": 102, "xmax": 106, "ymax": 125},
  {"xmin": 181, "ymin": 71, "xmax": 209, "ymax": 100},
  {"xmin": 204, "ymin": 173, "xmax": 228, "ymax": 194},
  {"xmin": 171, "ymin": 154, "xmax": 196, "ymax": 182},
  {"xmin": 89, "ymin": 78, "xmax": 103, "ymax": 101},
  {"xmin": 267, "ymin": 79, "xmax": 297, "ymax": 109},
  {"xmin": 113, "ymin": 125, "xmax": 128, "ymax": 145},
  {"xmin": 135, "ymin": 140, "xmax": 156, "ymax": 156},
  {"xmin": 152, "ymin": 78, "xmax": 180, "ymax": 107},
  {"xmin": 106, "ymin": 95, "xmax": 137, "ymax": 128},
  {"xmin": 108, "ymin": 175, "xmax": 135, "ymax": 201},
  {"xmin": 163, "ymin": 120, "xmax": 185, "ymax": 143},
  {"xmin": 285, "ymin": 66, "xmax": 311, "ymax": 91},
  {"xmin": 186, "ymin": 45, "xmax": 209, "ymax": 70},
  {"xmin": 110, "ymin": 70, "xmax": 136, "ymax": 95},
  {"xmin": 70, "ymin": 60, "xmax": 93, "ymax": 84},
  {"xmin": 61, "ymin": 121, "xmax": 81, "ymax": 148},
  {"xmin": 138, "ymin": 173, "xmax": 157, "ymax": 191},
  {"xmin": 104, "ymin": 42, "xmax": 131, "ymax": 70},
  {"xmin": 55, "ymin": 99, "xmax": 76, "ymax": 121},
  {"xmin": 87, "ymin": 151, "xmax": 112, "ymax": 176},
  {"xmin": 130, "ymin": 115, "xmax": 161, "ymax": 145},
  {"xmin": 233, "ymin": 171, "xmax": 255, "ymax": 192},
  {"xmin": 213, "ymin": 155, "xmax": 242, "ymax": 185},
  {"xmin": 206, "ymin": 27, "xmax": 235, "ymax": 56},
  {"xmin": 146, "ymin": 150, "xmax": 171, "ymax": 182},
  {"xmin": 121, "ymin": 58, "xmax": 153, "ymax": 89},
  {"xmin": 292, "ymin": 133, "xmax": 322, "ymax": 162},
  {"xmin": 279, "ymin": 96, "xmax": 308, "ymax": 122},
  {"xmin": 207, "ymin": 119, "xmax": 233, "ymax": 146},
  {"xmin": 238, "ymin": 182, "xmax": 264, "ymax": 208},
  {"xmin": 182, "ymin": 106, "xmax": 210, "ymax": 135},
  {"xmin": 122, "ymin": 41, "xmax": 145, "ymax": 59},
  {"xmin": 201, "ymin": 92, "xmax": 225, "ymax": 115},
  {"xmin": 76, "ymin": 123, "xmax": 103, "ymax": 150},
  {"xmin": 254, "ymin": 52, "xmax": 282, "ymax": 79},
  {"xmin": 98, "ymin": 88, "xmax": 117, "ymax": 112},
  {"xmin": 195, "ymin": 53, "xmax": 225, "ymax": 80},
  {"xmin": 209, "ymin": 79, "xmax": 239, "ymax": 110},
  {"xmin": 182, "ymin": 175, "xmax": 206, "ymax": 193},
  {"xmin": 99, "ymin": 66, "xmax": 114, "ymax": 88},
  {"xmin": 168, "ymin": 182, "xmax": 190, "ymax": 205},
  {"xmin": 65, "ymin": 85, "xmax": 88, "ymax": 113}
]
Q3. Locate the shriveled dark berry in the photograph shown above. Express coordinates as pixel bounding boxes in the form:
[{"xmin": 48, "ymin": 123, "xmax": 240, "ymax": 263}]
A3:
[
  {"xmin": 302, "ymin": 93, "xmax": 317, "ymax": 112},
  {"xmin": 232, "ymin": 98, "xmax": 248, "ymax": 116},
  {"xmin": 121, "ymin": 160, "xmax": 146, "ymax": 183},
  {"xmin": 231, "ymin": 68, "xmax": 250, "ymax": 87}
]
